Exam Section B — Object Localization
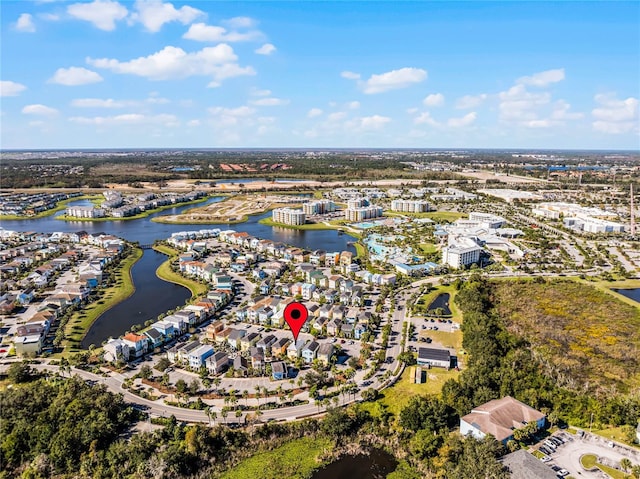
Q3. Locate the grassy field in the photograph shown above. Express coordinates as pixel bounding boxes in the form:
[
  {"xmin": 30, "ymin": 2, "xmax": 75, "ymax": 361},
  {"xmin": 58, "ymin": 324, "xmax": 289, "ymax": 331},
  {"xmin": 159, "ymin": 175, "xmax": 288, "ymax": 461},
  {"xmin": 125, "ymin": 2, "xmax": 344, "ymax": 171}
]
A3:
[
  {"xmin": 418, "ymin": 243, "xmax": 438, "ymax": 254},
  {"xmin": 0, "ymin": 194, "xmax": 101, "ymax": 220},
  {"xmin": 372, "ymin": 367, "xmax": 460, "ymax": 416},
  {"xmin": 492, "ymin": 279, "xmax": 640, "ymax": 394},
  {"xmin": 592, "ymin": 426, "xmax": 640, "ymax": 450},
  {"xmin": 64, "ymin": 247, "xmax": 143, "ymax": 352},
  {"xmin": 580, "ymin": 454, "xmax": 628, "ymax": 479},
  {"xmin": 220, "ymin": 437, "xmax": 334, "ymax": 479},
  {"xmin": 153, "ymin": 245, "xmax": 209, "ymax": 297},
  {"xmin": 411, "ymin": 284, "xmax": 462, "ymax": 322}
]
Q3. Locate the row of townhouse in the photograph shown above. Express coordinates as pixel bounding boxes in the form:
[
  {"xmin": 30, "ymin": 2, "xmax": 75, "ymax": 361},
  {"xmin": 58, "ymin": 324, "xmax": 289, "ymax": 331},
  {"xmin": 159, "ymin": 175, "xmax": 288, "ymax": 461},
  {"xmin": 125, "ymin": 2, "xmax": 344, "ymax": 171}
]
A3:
[
  {"xmin": 103, "ymin": 293, "xmax": 232, "ymax": 363},
  {"xmin": 0, "ymin": 192, "xmax": 80, "ymax": 216},
  {"xmin": 12, "ymin": 245, "xmax": 121, "ymax": 356}
]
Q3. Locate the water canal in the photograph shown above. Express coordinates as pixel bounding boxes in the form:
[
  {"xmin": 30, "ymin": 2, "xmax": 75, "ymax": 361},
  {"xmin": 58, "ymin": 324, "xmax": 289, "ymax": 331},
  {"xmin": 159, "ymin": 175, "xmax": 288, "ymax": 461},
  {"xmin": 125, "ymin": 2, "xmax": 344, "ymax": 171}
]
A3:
[
  {"xmin": 613, "ymin": 288, "xmax": 640, "ymax": 304},
  {"xmin": 311, "ymin": 449, "xmax": 397, "ymax": 479},
  {"xmin": 2, "ymin": 196, "xmax": 355, "ymax": 346}
]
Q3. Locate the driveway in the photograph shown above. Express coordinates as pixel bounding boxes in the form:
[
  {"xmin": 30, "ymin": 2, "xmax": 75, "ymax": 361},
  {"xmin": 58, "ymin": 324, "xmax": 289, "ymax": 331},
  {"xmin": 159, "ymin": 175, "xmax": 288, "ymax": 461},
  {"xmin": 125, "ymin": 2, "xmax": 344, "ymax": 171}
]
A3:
[{"xmin": 536, "ymin": 431, "xmax": 640, "ymax": 478}]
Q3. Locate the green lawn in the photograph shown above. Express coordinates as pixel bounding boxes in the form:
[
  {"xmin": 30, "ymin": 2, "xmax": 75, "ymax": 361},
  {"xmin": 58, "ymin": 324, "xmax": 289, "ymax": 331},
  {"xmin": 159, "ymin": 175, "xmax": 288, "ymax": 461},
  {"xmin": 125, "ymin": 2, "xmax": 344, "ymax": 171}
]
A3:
[
  {"xmin": 411, "ymin": 284, "xmax": 462, "ymax": 323},
  {"xmin": 419, "ymin": 243, "xmax": 438, "ymax": 254},
  {"xmin": 580, "ymin": 454, "xmax": 597, "ymax": 468},
  {"xmin": 220, "ymin": 437, "xmax": 334, "ymax": 479},
  {"xmin": 580, "ymin": 454, "xmax": 629, "ymax": 479},
  {"xmin": 376, "ymin": 367, "xmax": 460, "ymax": 415},
  {"xmin": 64, "ymin": 247, "xmax": 143, "ymax": 351},
  {"xmin": 153, "ymin": 245, "xmax": 209, "ymax": 297}
]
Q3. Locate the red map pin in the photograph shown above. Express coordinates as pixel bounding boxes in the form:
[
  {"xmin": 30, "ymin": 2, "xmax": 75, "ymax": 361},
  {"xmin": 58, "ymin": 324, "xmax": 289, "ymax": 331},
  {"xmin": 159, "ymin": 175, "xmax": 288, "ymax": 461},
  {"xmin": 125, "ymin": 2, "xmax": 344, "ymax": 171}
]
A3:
[{"xmin": 283, "ymin": 302, "xmax": 309, "ymax": 341}]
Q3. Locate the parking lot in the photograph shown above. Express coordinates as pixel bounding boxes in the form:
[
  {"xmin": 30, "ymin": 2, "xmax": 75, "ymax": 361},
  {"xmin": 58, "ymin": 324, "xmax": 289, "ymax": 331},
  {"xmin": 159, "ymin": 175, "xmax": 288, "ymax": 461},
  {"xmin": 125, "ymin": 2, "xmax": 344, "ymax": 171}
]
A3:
[{"xmin": 531, "ymin": 430, "xmax": 640, "ymax": 478}]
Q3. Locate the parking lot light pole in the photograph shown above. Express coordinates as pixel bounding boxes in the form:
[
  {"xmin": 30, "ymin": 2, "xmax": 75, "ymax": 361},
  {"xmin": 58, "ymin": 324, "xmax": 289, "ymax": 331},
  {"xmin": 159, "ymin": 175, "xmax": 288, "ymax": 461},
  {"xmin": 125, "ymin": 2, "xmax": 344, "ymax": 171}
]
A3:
[{"xmin": 589, "ymin": 412, "xmax": 594, "ymax": 433}]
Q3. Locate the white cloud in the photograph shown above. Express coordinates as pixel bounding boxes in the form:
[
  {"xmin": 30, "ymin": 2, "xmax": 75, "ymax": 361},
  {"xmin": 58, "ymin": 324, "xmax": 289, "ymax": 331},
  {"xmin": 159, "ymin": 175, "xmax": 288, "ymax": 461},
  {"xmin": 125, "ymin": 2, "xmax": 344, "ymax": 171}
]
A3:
[
  {"xmin": 498, "ymin": 84, "xmax": 550, "ymax": 122},
  {"xmin": 250, "ymin": 97, "xmax": 289, "ymax": 106},
  {"xmin": 359, "ymin": 115, "xmax": 390, "ymax": 130},
  {"xmin": 0, "ymin": 81, "xmax": 27, "ymax": 97},
  {"xmin": 250, "ymin": 88, "xmax": 271, "ymax": 97},
  {"xmin": 517, "ymin": 68, "xmax": 565, "ymax": 87},
  {"xmin": 307, "ymin": 108, "xmax": 323, "ymax": 118},
  {"xmin": 255, "ymin": 43, "xmax": 276, "ymax": 55},
  {"xmin": 423, "ymin": 93, "xmax": 444, "ymax": 107},
  {"xmin": 355, "ymin": 67, "xmax": 428, "ymax": 94},
  {"xmin": 22, "ymin": 104, "xmax": 58, "ymax": 116},
  {"xmin": 341, "ymin": 71, "xmax": 361, "ymax": 80},
  {"xmin": 327, "ymin": 111, "xmax": 347, "ymax": 122},
  {"xmin": 67, "ymin": 0, "xmax": 128, "ymax": 31},
  {"xmin": 592, "ymin": 93, "xmax": 639, "ymax": 134},
  {"xmin": 447, "ymin": 112, "xmax": 477, "ymax": 128},
  {"xmin": 455, "ymin": 94, "xmax": 487, "ymax": 109},
  {"xmin": 187, "ymin": 119, "xmax": 200, "ymax": 127},
  {"xmin": 39, "ymin": 13, "xmax": 60, "ymax": 21},
  {"xmin": 224, "ymin": 16, "xmax": 255, "ymax": 28},
  {"xmin": 88, "ymin": 45, "xmax": 255, "ymax": 84},
  {"xmin": 414, "ymin": 111, "xmax": 440, "ymax": 127},
  {"xmin": 69, "ymin": 113, "xmax": 178, "ymax": 126},
  {"xmin": 129, "ymin": 0, "xmax": 203, "ymax": 32},
  {"xmin": 16, "ymin": 13, "xmax": 36, "ymax": 32},
  {"xmin": 184, "ymin": 23, "xmax": 263, "ymax": 42},
  {"xmin": 71, "ymin": 98, "xmax": 128, "ymax": 108},
  {"xmin": 550, "ymin": 100, "xmax": 583, "ymax": 121},
  {"xmin": 347, "ymin": 101, "xmax": 360, "ymax": 110},
  {"xmin": 48, "ymin": 67, "xmax": 103, "ymax": 86},
  {"xmin": 207, "ymin": 105, "xmax": 256, "ymax": 127}
]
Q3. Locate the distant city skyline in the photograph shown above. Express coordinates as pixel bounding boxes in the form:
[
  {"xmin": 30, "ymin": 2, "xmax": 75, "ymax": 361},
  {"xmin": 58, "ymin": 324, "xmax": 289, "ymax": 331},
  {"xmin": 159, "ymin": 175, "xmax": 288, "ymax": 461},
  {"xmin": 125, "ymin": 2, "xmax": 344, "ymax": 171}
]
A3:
[{"xmin": 1, "ymin": 1, "xmax": 639, "ymax": 150}]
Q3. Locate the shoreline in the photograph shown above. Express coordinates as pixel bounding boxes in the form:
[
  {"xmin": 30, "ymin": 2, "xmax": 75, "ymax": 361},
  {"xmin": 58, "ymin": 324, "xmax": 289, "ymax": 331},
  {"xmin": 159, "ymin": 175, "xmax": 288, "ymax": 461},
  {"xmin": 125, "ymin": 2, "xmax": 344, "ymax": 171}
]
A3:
[
  {"xmin": 153, "ymin": 244, "xmax": 209, "ymax": 297},
  {"xmin": 0, "ymin": 194, "xmax": 101, "ymax": 221},
  {"xmin": 64, "ymin": 245, "xmax": 143, "ymax": 353},
  {"xmin": 54, "ymin": 196, "xmax": 214, "ymax": 222}
]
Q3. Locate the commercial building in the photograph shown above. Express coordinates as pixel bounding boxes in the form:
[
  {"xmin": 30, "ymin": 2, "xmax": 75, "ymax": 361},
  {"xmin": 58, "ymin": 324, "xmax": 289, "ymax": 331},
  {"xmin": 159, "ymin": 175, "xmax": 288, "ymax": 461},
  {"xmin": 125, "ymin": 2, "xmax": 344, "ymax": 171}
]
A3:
[
  {"xmin": 347, "ymin": 198, "xmax": 369, "ymax": 209},
  {"xmin": 460, "ymin": 396, "xmax": 546, "ymax": 444},
  {"xmin": 417, "ymin": 347, "xmax": 451, "ymax": 368},
  {"xmin": 442, "ymin": 238, "xmax": 482, "ymax": 269},
  {"xmin": 468, "ymin": 212, "xmax": 506, "ymax": 229},
  {"xmin": 390, "ymin": 199, "xmax": 432, "ymax": 213},
  {"xmin": 345, "ymin": 205, "xmax": 383, "ymax": 222},
  {"xmin": 272, "ymin": 207, "xmax": 306, "ymax": 225}
]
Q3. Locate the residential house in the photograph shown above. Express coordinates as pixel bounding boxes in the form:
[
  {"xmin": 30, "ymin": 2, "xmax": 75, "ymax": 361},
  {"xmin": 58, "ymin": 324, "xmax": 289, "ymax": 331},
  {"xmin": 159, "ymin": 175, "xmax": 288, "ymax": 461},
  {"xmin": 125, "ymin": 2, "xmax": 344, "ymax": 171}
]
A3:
[
  {"xmin": 287, "ymin": 338, "xmax": 307, "ymax": 359},
  {"xmin": 326, "ymin": 319, "xmax": 342, "ymax": 336},
  {"xmin": 227, "ymin": 329, "xmax": 246, "ymax": 350},
  {"xmin": 272, "ymin": 337, "xmax": 290, "ymax": 357},
  {"xmin": 205, "ymin": 351, "xmax": 229, "ymax": 375},
  {"xmin": 122, "ymin": 333, "xmax": 149, "ymax": 358},
  {"xmin": 271, "ymin": 361, "xmax": 288, "ymax": 380},
  {"xmin": 103, "ymin": 339, "xmax": 130, "ymax": 362},
  {"xmin": 317, "ymin": 343, "xmax": 334, "ymax": 365},
  {"xmin": 144, "ymin": 329, "xmax": 164, "ymax": 350},
  {"xmin": 188, "ymin": 344, "xmax": 215, "ymax": 370},
  {"xmin": 240, "ymin": 332, "xmax": 260, "ymax": 351},
  {"xmin": 354, "ymin": 323, "xmax": 368, "ymax": 340},
  {"xmin": 256, "ymin": 334, "xmax": 277, "ymax": 356},
  {"xmin": 302, "ymin": 340, "xmax": 320, "ymax": 363},
  {"xmin": 249, "ymin": 347, "xmax": 265, "ymax": 370},
  {"xmin": 233, "ymin": 356, "xmax": 249, "ymax": 376}
]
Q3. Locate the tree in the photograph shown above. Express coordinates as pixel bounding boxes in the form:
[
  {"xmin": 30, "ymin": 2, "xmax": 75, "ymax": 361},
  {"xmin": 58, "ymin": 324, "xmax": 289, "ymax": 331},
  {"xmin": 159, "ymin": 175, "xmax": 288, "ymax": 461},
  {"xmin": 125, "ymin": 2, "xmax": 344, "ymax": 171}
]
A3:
[
  {"xmin": 361, "ymin": 388, "xmax": 378, "ymax": 402},
  {"xmin": 139, "ymin": 365, "xmax": 153, "ymax": 380},
  {"xmin": 7, "ymin": 362, "xmax": 33, "ymax": 383},
  {"xmin": 175, "ymin": 379, "xmax": 187, "ymax": 394},
  {"xmin": 620, "ymin": 458, "xmax": 632, "ymax": 473},
  {"xmin": 188, "ymin": 379, "xmax": 200, "ymax": 396}
]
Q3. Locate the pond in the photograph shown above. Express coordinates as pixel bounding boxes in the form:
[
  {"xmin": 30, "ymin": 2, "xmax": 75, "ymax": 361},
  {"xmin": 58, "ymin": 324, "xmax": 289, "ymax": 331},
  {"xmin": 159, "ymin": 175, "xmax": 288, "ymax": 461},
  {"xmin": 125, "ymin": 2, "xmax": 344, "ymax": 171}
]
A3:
[
  {"xmin": 311, "ymin": 448, "xmax": 398, "ymax": 479},
  {"xmin": 613, "ymin": 288, "xmax": 640, "ymax": 304},
  {"xmin": 428, "ymin": 293, "xmax": 452, "ymax": 315}
]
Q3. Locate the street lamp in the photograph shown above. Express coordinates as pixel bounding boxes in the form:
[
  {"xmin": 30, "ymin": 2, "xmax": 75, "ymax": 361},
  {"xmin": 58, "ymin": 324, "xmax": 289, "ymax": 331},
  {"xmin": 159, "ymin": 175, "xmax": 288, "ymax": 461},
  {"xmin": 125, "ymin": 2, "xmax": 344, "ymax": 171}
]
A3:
[{"xmin": 589, "ymin": 412, "xmax": 594, "ymax": 433}]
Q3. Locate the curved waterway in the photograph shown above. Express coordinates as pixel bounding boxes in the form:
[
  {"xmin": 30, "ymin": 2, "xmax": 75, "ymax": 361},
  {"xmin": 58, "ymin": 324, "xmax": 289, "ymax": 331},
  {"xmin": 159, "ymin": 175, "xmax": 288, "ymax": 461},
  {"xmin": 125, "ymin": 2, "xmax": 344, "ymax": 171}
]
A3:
[
  {"xmin": 2, "ymin": 196, "xmax": 355, "ymax": 346},
  {"xmin": 311, "ymin": 449, "xmax": 397, "ymax": 479}
]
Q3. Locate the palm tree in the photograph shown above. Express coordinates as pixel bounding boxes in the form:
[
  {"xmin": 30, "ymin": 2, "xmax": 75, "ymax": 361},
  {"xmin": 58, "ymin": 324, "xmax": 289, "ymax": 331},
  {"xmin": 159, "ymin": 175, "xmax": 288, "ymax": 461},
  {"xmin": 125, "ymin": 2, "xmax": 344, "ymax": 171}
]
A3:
[
  {"xmin": 221, "ymin": 408, "xmax": 228, "ymax": 424},
  {"xmin": 620, "ymin": 458, "xmax": 632, "ymax": 473},
  {"xmin": 242, "ymin": 390, "xmax": 249, "ymax": 408}
]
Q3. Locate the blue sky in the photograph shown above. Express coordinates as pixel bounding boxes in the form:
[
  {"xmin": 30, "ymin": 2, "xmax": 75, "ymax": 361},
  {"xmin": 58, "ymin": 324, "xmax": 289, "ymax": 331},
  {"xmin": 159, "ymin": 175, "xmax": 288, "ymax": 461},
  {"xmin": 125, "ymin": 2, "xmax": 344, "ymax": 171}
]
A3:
[{"xmin": 1, "ymin": 1, "xmax": 639, "ymax": 150}]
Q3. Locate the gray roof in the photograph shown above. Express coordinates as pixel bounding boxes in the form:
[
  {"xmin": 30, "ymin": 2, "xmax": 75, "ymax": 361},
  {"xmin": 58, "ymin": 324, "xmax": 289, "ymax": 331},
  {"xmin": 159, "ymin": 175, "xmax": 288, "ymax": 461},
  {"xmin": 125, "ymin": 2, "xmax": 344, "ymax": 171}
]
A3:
[
  {"xmin": 500, "ymin": 450, "xmax": 557, "ymax": 479},
  {"xmin": 418, "ymin": 347, "xmax": 450, "ymax": 362}
]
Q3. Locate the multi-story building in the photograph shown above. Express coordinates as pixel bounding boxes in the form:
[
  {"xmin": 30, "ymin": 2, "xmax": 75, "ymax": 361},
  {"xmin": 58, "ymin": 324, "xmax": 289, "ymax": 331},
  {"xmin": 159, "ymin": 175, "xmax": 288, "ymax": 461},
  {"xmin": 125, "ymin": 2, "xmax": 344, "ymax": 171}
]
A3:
[
  {"xmin": 347, "ymin": 198, "xmax": 369, "ymax": 209},
  {"xmin": 390, "ymin": 199, "xmax": 432, "ymax": 213},
  {"xmin": 442, "ymin": 237, "xmax": 482, "ymax": 269},
  {"xmin": 345, "ymin": 205, "xmax": 383, "ymax": 222},
  {"xmin": 65, "ymin": 206, "xmax": 106, "ymax": 218},
  {"xmin": 272, "ymin": 207, "xmax": 306, "ymax": 225},
  {"xmin": 303, "ymin": 200, "xmax": 336, "ymax": 215}
]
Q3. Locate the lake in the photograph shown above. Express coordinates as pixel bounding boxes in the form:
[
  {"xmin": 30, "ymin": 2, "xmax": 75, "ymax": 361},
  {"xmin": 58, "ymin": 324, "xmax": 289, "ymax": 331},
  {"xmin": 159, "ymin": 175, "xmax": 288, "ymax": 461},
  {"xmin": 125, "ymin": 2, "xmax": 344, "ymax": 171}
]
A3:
[
  {"xmin": 2, "ymin": 196, "xmax": 355, "ymax": 345},
  {"xmin": 613, "ymin": 288, "xmax": 640, "ymax": 304},
  {"xmin": 311, "ymin": 449, "xmax": 397, "ymax": 479},
  {"xmin": 428, "ymin": 293, "xmax": 452, "ymax": 315}
]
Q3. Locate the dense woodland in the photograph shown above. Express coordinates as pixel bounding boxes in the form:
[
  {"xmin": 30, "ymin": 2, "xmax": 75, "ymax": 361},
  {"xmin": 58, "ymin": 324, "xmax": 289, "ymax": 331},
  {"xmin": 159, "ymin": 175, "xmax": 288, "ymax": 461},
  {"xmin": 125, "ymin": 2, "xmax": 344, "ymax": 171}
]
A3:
[{"xmin": 1, "ymin": 276, "xmax": 639, "ymax": 478}]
